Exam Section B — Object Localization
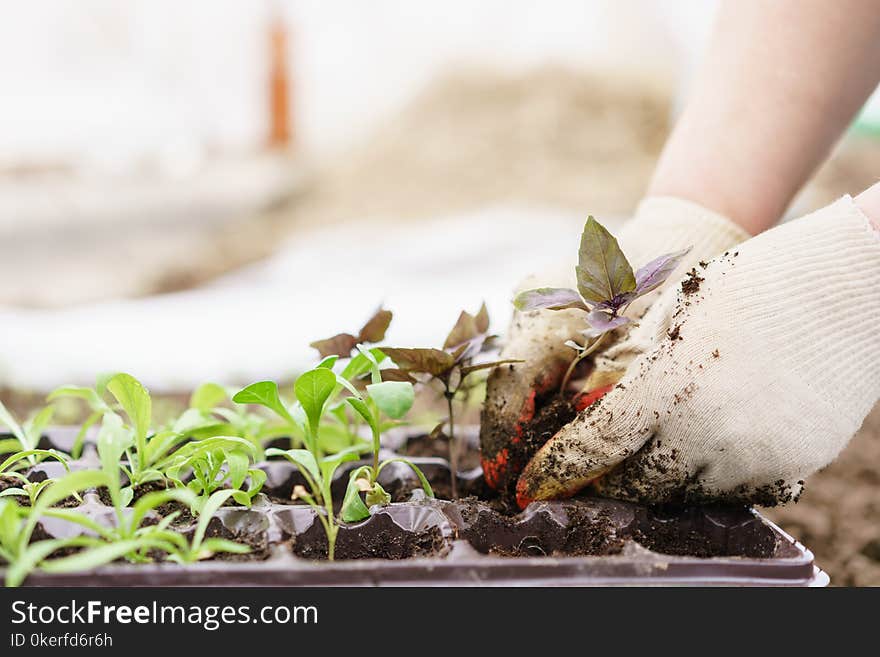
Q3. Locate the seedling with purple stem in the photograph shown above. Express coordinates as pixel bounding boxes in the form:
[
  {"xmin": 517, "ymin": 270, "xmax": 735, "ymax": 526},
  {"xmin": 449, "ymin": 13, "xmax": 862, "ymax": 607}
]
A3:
[
  {"xmin": 382, "ymin": 305, "xmax": 520, "ymax": 498},
  {"xmin": 514, "ymin": 216, "xmax": 690, "ymax": 392}
]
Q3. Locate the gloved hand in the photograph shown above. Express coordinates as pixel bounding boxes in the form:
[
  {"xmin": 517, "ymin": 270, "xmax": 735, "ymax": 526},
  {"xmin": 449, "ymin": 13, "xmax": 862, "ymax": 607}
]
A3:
[
  {"xmin": 516, "ymin": 196, "xmax": 880, "ymax": 507},
  {"xmin": 480, "ymin": 197, "xmax": 750, "ymax": 492}
]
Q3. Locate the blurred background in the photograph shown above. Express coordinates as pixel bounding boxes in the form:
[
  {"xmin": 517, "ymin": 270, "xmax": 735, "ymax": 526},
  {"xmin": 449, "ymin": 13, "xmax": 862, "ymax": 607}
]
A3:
[{"xmin": 1, "ymin": 0, "xmax": 879, "ymax": 583}]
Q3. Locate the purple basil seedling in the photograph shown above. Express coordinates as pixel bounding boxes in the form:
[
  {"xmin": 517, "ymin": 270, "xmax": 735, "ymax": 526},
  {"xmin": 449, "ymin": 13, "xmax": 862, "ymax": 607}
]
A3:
[
  {"xmin": 382, "ymin": 304, "xmax": 520, "ymax": 498},
  {"xmin": 514, "ymin": 216, "xmax": 690, "ymax": 392}
]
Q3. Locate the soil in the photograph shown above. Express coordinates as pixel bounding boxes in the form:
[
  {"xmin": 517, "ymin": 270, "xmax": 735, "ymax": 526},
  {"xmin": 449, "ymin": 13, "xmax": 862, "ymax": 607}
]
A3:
[
  {"xmin": 453, "ymin": 497, "xmax": 625, "ymax": 557},
  {"xmin": 501, "ymin": 395, "xmax": 577, "ymax": 498},
  {"xmin": 762, "ymin": 402, "xmax": 880, "ymax": 585},
  {"xmin": 291, "ymin": 510, "xmax": 446, "ymax": 561},
  {"xmin": 680, "ymin": 268, "xmax": 704, "ymax": 297},
  {"xmin": 198, "ymin": 516, "xmax": 272, "ymax": 562},
  {"xmin": 403, "ymin": 433, "xmax": 482, "ymax": 470}
]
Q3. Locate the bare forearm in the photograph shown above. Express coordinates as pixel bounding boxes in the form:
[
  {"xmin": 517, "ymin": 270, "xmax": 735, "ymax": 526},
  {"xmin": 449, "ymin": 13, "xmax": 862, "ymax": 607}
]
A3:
[{"xmin": 650, "ymin": 0, "xmax": 880, "ymax": 234}]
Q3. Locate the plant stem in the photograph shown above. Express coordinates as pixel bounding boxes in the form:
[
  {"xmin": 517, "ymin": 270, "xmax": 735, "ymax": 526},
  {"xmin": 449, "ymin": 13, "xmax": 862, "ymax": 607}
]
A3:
[
  {"xmin": 371, "ymin": 426, "xmax": 380, "ymax": 479},
  {"xmin": 560, "ymin": 334, "xmax": 606, "ymax": 394},
  {"xmin": 445, "ymin": 391, "xmax": 458, "ymax": 499}
]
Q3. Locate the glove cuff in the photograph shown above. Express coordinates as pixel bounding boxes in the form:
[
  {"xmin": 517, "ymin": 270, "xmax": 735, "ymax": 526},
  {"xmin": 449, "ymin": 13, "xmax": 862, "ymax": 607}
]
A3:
[{"xmin": 621, "ymin": 196, "xmax": 751, "ymax": 270}]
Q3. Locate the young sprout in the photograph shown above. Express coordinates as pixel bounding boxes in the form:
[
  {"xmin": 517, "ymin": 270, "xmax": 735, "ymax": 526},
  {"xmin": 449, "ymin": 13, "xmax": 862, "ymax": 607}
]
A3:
[
  {"xmin": 382, "ymin": 305, "xmax": 520, "ymax": 497},
  {"xmin": 514, "ymin": 217, "xmax": 690, "ymax": 392},
  {"xmin": 241, "ymin": 365, "xmax": 363, "ymax": 560},
  {"xmin": 338, "ymin": 346, "xmax": 433, "ymax": 523},
  {"xmin": 47, "ymin": 374, "xmax": 115, "ymax": 458},
  {"xmin": 51, "ymin": 373, "xmax": 188, "ymax": 490},
  {"xmin": 178, "ymin": 382, "xmax": 302, "ymax": 452},
  {"xmin": 0, "ymin": 449, "xmax": 71, "ymax": 506},
  {"xmin": 0, "ymin": 400, "xmax": 56, "ymax": 467},
  {"xmin": 0, "ymin": 495, "xmax": 106, "ymax": 587},
  {"xmin": 163, "ymin": 436, "xmax": 266, "ymax": 514}
]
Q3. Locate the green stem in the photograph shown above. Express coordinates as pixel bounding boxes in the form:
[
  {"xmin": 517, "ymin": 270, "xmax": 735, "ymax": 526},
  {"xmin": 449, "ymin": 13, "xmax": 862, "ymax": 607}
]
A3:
[
  {"xmin": 446, "ymin": 391, "xmax": 458, "ymax": 500},
  {"xmin": 560, "ymin": 334, "xmax": 607, "ymax": 394},
  {"xmin": 371, "ymin": 425, "xmax": 380, "ymax": 480}
]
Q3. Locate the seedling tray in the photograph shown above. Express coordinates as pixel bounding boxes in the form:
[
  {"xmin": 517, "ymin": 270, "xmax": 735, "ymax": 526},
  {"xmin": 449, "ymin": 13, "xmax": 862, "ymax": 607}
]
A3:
[{"xmin": 3, "ymin": 428, "xmax": 828, "ymax": 586}]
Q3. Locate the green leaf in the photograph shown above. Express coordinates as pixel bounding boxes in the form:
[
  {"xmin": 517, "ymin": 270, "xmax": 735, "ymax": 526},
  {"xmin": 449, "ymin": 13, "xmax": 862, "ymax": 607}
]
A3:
[
  {"xmin": 378, "ymin": 458, "xmax": 434, "ymax": 498},
  {"xmin": 32, "ymin": 470, "xmax": 111, "ymax": 516},
  {"xmin": 192, "ymin": 489, "xmax": 237, "ymax": 548},
  {"xmin": 0, "ymin": 400, "xmax": 26, "ymax": 445},
  {"xmin": 340, "ymin": 347, "xmax": 386, "ymax": 381},
  {"xmin": 365, "ymin": 482, "xmax": 391, "ymax": 507},
  {"xmin": 106, "ymin": 373, "xmax": 152, "ymax": 452},
  {"xmin": 247, "ymin": 468, "xmax": 267, "ymax": 494},
  {"xmin": 47, "ymin": 385, "xmax": 108, "ymax": 411},
  {"xmin": 39, "ymin": 538, "xmax": 157, "ymax": 574},
  {"xmin": 0, "ymin": 488, "xmax": 27, "ymax": 498},
  {"xmin": 6, "ymin": 537, "xmax": 102, "ymax": 587},
  {"xmin": 0, "ymin": 449, "xmax": 68, "ymax": 475},
  {"xmin": 232, "ymin": 381, "xmax": 296, "ymax": 425},
  {"xmin": 366, "ymin": 381, "xmax": 414, "ymax": 420},
  {"xmin": 575, "ymin": 216, "xmax": 636, "ymax": 303},
  {"xmin": 23, "ymin": 406, "xmax": 54, "ymax": 449},
  {"xmin": 345, "ymin": 397, "xmax": 374, "ymax": 429},
  {"xmin": 197, "ymin": 537, "xmax": 250, "ymax": 558},
  {"xmin": 318, "ymin": 449, "xmax": 362, "ymax": 501},
  {"xmin": 96, "ymin": 413, "xmax": 133, "ymax": 477},
  {"xmin": 265, "ymin": 448, "xmax": 321, "ymax": 489},
  {"xmin": 293, "ymin": 368, "xmax": 337, "ymax": 437},
  {"xmin": 189, "ymin": 382, "xmax": 228, "ymax": 412},
  {"xmin": 127, "ymin": 488, "xmax": 196, "ymax": 535},
  {"xmin": 318, "ymin": 355, "xmax": 339, "ymax": 369},
  {"xmin": 226, "ymin": 450, "xmax": 249, "ymax": 490},
  {"xmin": 316, "ymin": 423, "xmax": 361, "ymax": 454},
  {"xmin": 340, "ymin": 466, "xmax": 372, "ymax": 522}
]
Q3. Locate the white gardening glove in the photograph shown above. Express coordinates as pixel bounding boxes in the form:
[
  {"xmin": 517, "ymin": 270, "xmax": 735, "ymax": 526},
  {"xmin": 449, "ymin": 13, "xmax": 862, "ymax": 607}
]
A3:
[
  {"xmin": 516, "ymin": 196, "xmax": 880, "ymax": 508},
  {"xmin": 479, "ymin": 197, "xmax": 750, "ymax": 492}
]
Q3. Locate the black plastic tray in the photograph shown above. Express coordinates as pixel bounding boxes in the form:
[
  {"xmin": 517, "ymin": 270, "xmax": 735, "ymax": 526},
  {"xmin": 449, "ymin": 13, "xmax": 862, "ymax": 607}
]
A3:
[{"xmin": 1, "ymin": 428, "xmax": 829, "ymax": 586}]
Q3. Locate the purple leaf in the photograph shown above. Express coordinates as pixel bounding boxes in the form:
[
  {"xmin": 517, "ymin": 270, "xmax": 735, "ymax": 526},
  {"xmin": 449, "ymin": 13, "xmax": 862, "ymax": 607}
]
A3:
[
  {"xmin": 357, "ymin": 307, "xmax": 393, "ymax": 343},
  {"xmin": 381, "ymin": 347, "xmax": 456, "ymax": 377},
  {"xmin": 512, "ymin": 288, "xmax": 588, "ymax": 312},
  {"xmin": 309, "ymin": 333, "xmax": 358, "ymax": 359},
  {"xmin": 634, "ymin": 247, "xmax": 692, "ymax": 296},
  {"xmin": 583, "ymin": 309, "xmax": 630, "ymax": 338}
]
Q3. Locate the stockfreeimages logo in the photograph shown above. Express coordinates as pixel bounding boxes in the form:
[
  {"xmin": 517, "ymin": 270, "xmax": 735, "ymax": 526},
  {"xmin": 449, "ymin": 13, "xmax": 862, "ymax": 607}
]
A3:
[{"xmin": 10, "ymin": 599, "xmax": 318, "ymax": 632}]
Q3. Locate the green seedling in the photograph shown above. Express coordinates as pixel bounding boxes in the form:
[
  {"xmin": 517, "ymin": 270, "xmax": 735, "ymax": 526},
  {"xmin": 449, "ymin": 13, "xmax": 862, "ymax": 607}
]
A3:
[
  {"xmin": 161, "ymin": 489, "xmax": 252, "ymax": 563},
  {"xmin": 0, "ymin": 496, "xmax": 106, "ymax": 587},
  {"xmin": 47, "ymin": 373, "xmax": 115, "ymax": 458},
  {"xmin": 0, "ymin": 400, "xmax": 56, "ymax": 467},
  {"xmin": 163, "ymin": 436, "xmax": 266, "ymax": 514},
  {"xmin": 339, "ymin": 346, "xmax": 432, "ymax": 522},
  {"xmin": 253, "ymin": 365, "xmax": 364, "ymax": 560},
  {"xmin": 51, "ymin": 373, "xmax": 188, "ymax": 487},
  {"xmin": 173, "ymin": 382, "xmax": 288, "ymax": 451},
  {"xmin": 382, "ymin": 305, "xmax": 520, "ymax": 497},
  {"xmin": 2, "ymin": 470, "xmax": 173, "ymax": 586},
  {"xmin": 514, "ymin": 217, "xmax": 691, "ymax": 392},
  {"xmin": 0, "ymin": 449, "xmax": 72, "ymax": 506},
  {"xmin": 1, "ymin": 471, "xmax": 247, "ymax": 586},
  {"xmin": 232, "ymin": 353, "xmax": 376, "ymax": 456}
]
